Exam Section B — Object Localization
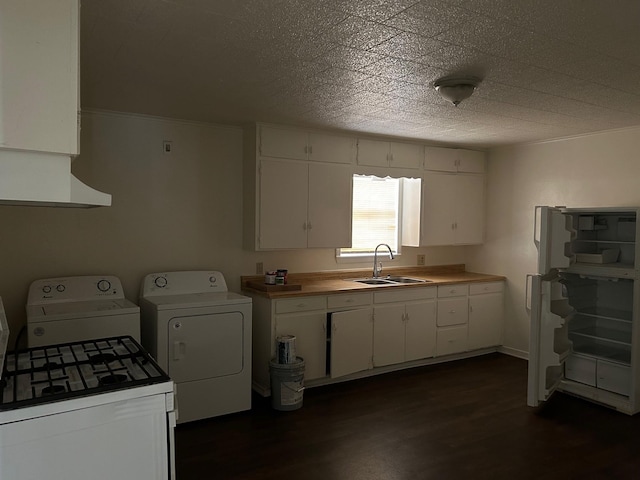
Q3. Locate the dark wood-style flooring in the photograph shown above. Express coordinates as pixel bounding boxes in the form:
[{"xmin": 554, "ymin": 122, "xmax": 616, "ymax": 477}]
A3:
[{"xmin": 175, "ymin": 354, "xmax": 640, "ymax": 479}]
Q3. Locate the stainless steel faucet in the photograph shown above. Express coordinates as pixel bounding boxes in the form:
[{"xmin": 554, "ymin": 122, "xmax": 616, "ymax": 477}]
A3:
[{"xmin": 373, "ymin": 243, "xmax": 394, "ymax": 278}]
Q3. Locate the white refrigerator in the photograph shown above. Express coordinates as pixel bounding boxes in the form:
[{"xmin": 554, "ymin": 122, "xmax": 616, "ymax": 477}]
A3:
[{"xmin": 527, "ymin": 206, "xmax": 640, "ymax": 414}]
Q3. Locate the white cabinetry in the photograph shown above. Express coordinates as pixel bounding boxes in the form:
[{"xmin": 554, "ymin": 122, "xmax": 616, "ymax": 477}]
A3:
[
  {"xmin": 468, "ymin": 282, "xmax": 504, "ymax": 350},
  {"xmin": 259, "ymin": 125, "xmax": 355, "ymax": 164},
  {"xmin": 410, "ymin": 172, "xmax": 484, "ymax": 246},
  {"xmin": 372, "ymin": 287, "xmax": 437, "ymax": 367},
  {"xmin": 330, "ymin": 308, "xmax": 373, "ymax": 378},
  {"xmin": 275, "ymin": 312, "xmax": 327, "ymax": 381},
  {"xmin": 0, "ymin": 0, "xmax": 79, "ymax": 155},
  {"xmin": 436, "ymin": 284, "xmax": 469, "ymax": 356},
  {"xmin": 357, "ymin": 138, "xmax": 423, "ymax": 169},
  {"xmin": 424, "ymin": 147, "xmax": 485, "ymax": 173},
  {"xmin": 246, "ymin": 278, "xmax": 503, "ymax": 395},
  {"xmin": 271, "ymin": 296, "xmax": 328, "ymax": 387},
  {"xmin": 257, "ymin": 159, "xmax": 352, "ymax": 249}
]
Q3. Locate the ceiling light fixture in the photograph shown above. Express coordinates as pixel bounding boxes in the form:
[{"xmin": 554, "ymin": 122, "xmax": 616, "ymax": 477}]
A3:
[{"xmin": 434, "ymin": 76, "xmax": 481, "ymax": 107}]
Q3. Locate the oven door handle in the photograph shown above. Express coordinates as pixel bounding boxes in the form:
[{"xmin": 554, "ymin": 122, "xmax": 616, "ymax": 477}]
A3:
[{"xmin": 173, "ymin": 341, "xmax": 186, "ymax": 361}]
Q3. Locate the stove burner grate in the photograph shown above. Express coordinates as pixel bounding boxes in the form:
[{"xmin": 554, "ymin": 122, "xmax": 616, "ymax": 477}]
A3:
[
  {"xmin": 42, "ymin": 384, "xmax": 67, "ymax": 396},
  {"xmin": 99, "ymin": 374, "xmax": 128, "ymax": 386}
]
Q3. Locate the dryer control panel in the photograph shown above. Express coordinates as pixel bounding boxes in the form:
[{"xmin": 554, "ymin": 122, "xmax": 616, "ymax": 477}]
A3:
[{"xmin": 141, "ymin": 271, "xmax": 228, "ymax": 296}]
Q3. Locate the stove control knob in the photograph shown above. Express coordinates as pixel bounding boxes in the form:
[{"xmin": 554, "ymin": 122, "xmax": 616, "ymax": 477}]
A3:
[
  {"xmin": 33, "ymin": 327, "xmax": 45, "ymax": 337},
  {"xmin": 42, "ymin": 285, "xmax": 52, "ymax": 294},
  {"xmin": 97, "ymin": 279, "xmax": 111, "ymax": 292},
  {"xmin": 56, "ymin": 284, "xmax": 65, "ymax": 293},
  {"xmin": 209, "ymin": 275, "xmax": 217, "ymax": 283},
  {"xmin": 154, "ymin": 277, "xmax": 168, "ymax": 288}
]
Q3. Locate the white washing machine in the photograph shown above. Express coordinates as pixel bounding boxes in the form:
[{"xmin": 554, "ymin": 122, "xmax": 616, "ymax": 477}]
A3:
[
  {"xmin": 139, "ymin": 270, "xmax": 252, "ymax": 423},
  {"xmin": 26, "ymin": 276, "xmax": 140, "ymax": 347}
]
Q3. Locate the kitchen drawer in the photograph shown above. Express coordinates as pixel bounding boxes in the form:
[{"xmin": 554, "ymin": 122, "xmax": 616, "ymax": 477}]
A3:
[
  {"xmin": 469, "ymin": 281, "xmax": 503, "ymax": 295},
  {"xmin": 327, "ymin": 292, "xmax": 372, "ymax": 309},
  {"xmin": 275, "ymin": 296, "xmax": 326, "ymax": 314},
  {"xmin": 565, "ymin": 354, "xmax": 596, "ymax": 386},
  {"xmin": 436, "ymin": 325, "xmax": 468, "ymax": 356},
  {"xmin": 374, "ymin": 286, "xmax": 436, "ymax": 304},
  {"xmin": 597, "ymin": 360, "xmax": 630, "ymax": 396},
  {"xmin": 437, "ymin": 297, "xmax": 468, "ymax": 326},
  {"xmin": 437, "ymin": 284, "xmax": 469, "ymax": 298}
]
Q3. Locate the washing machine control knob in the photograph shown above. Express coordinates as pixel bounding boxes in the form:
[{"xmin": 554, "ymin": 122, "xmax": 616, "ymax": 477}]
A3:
[
  {"xmin": 97, "ymin": 279, "xmax": 111, "ymax": 292},
  {"xmin": 209, "ymin": 276, "xmax": 217, "ymax": 283},
  {"xmin": 42, "ymin": 285, "xmax": 52, "ymax": 294},
  {"xmin": 56, "ymin": 284, "xmax": 65, "ymax": 293},
  {"xmin": 154, "ymin": 277, "xmax": 168, "ymax": 288}
]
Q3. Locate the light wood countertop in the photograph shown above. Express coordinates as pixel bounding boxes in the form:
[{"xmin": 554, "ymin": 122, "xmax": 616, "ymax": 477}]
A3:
[{"xmin": 241, "ymin": 264, "xmax": 505, "ymax": 299}]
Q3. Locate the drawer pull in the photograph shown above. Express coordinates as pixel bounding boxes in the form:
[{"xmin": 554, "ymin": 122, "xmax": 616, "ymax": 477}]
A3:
[
  {"xmin": 346, "ymin": 298, "xmax": 353, "ymax": 303},
  {"xmin": 449, "ymin": 310, "xmax": 456, "ymax": 314},
  {"xmin": 296, "ymin": 303, "xmax": 306, "ymax": 308}
]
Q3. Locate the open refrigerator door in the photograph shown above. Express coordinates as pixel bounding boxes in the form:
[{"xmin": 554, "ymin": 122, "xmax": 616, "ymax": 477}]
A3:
[
  {"xmin": 0, "ymin": 298, "xmax": 8, "ymax": 379},
  {"xmin": 526, "ymin": 206, "xmax": 575, "ymax": 407}
]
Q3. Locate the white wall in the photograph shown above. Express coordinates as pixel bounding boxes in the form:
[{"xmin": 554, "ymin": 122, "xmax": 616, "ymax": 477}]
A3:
[
  {"xmin": 0, "ymin": 111, "xmax": 464, "ymax": 342},
  {"xmin": 467, "ymin": 125, "xmax": 640, "ymax": 357}
]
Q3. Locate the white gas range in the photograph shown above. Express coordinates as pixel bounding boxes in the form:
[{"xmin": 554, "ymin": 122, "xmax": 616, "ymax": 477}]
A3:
[{"xmin": 0, "ymin": 297, "xmax": 176, "ymax": 480}]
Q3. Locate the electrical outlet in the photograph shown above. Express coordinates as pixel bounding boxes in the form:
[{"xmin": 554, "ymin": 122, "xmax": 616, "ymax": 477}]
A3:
[
  {"xmin": 256, "ymin": 262, "xmax": 264, "ymax": 274},
  {"xmin": 417, "ymin": 254, "xmax": 425, "ymax": 266}
]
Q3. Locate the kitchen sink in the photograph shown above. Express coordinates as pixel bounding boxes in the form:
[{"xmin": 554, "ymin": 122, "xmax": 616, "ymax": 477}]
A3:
[
  {"xmin": 383, "ymin": 276, "xmax": 430, "ymax": 284},
  {"xmin": 351, "ymin": 276, "xmax": 430, "ymax": 285},
  {"xmin": 352, "ymin": 278, "xmax": 396, "ymax": 285}
]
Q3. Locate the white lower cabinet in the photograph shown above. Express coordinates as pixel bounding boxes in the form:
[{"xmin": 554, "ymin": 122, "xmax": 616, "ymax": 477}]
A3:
[
  {"xmin": 275, "ymin": 312, "xmax": 327, "ymax": 381},
  {"xmin": 372, "ymin": 287, "xmax": 437, "ymax": 367},
  {"xmin": 468, "ymin": 282, "xmax": 504, "ymax": 350},
  {"xmin": 436, "ymin": 325, "xmax": 469, "ymax": 356},
  {"xmin": 436, "ymin": 284, "xmax": 468, "ymax": 356},
  {"xmin": 246, "ymin": 279, "xmax": 503, "ymax": 395},
  {"xmin": 330, "ymin": 308, "xmax": 373, "ymax": 378}
]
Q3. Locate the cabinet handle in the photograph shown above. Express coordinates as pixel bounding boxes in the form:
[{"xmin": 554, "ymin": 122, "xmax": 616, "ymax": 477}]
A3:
[
  {"xmin": 307, "ymin": 221, "xmax": 312, "ymax": 230},
  {"xmin": 303, "ymin": 222, "xmax": 307, "ymax": 231},
  {"xmin": 346, "ymin": 298, "xmax": 353, "ymax": 303},
  {"xmin": 308, "ymin": 145, "xmax": 313, "ymax": 155},
  {"xmin": 449, "ymin": 310, "xmax": 456, "ymax": 314}
]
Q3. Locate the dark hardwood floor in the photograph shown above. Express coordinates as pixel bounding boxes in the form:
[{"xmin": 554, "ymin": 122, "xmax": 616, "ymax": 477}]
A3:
[{"xmin": 175, "ymin": 354, "xmax": 640, "ymax": 479}]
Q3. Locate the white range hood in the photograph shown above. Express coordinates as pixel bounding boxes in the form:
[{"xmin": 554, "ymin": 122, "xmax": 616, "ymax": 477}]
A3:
[{"xmin": 0, "ymin": 150, "xmax": 111, "ymax": 208}]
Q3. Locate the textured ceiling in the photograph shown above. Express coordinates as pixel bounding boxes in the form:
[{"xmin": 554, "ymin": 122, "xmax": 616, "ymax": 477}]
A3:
[{"xmin": 80, "ymin": 0, "xmax": 640, "ymax": 148}]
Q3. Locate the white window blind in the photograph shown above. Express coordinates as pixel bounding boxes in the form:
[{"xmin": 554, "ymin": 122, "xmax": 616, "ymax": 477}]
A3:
[{"xmin": 341, "ymin": 175, "xmax": 400, "ymax": 255}]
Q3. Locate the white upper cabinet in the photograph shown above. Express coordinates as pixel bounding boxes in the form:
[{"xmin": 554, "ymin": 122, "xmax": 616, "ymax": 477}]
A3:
[
  {"xmin": 259, "ymin": 125, "xmax": 355, "ymax": 164},
  {"xmin": 404, "ymin": 173, "xmax": 485, "ymax": 246},
  {"xmin": 424, "ymin": 147, "xmax": 485, "ymax": 173},
  {"xmin": 0, "ymin": 0, "xmax": 79, "ymax": 155},
  {"xmin": 257, "ymin": 159, "xmax": 352, "ymax": 250},
  {"xmin": 357, "ymin": 139, "xmax": 423, "ymax": 169}
]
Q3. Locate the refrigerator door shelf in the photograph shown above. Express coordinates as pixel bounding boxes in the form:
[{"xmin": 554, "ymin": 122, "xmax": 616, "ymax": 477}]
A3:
[
  {"xmin": 527, "ymin": 275, "xmax": 573, "ymax": 407},
  {"xmin": 534, "ymin": 206, "xmax": 575, "ymax": 275}
]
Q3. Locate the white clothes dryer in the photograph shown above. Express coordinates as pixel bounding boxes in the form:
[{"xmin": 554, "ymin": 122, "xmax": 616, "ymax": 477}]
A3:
[
  {"xmin": 26, "ymin": 276, "xmax": 140, "ymax": 347},
  {"xmin": 139, "ymin": 271, "xmax": 252, "ymax": 423}
]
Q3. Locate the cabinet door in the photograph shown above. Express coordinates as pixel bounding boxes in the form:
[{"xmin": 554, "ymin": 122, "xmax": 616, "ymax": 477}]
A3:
[
  {"xmin": 422, "ymin": 173, "xmax": 457, "ymax": 245},
  {"xmin": 454, "ymin": 174, "xmax": 485, "ymax": 245},
  {"xmin": 259, "ymin": 125, "xmax": 307, "ymax": 160},
  {"xmin": 308, "ymin": 133, "xmax": 355, "ymax": 164},
  {"xmin": 331, "ymin": 309, "xmax": 373, "ymax": 378},
  {"xmin": 356, "ymin": 139, "xmax": 389, "ymax": 167},
  {"xmin": 275, "ymin": 312, "xmax": 327, "ymax": 381},
  {"xmin": 389, "ymin": 142, "xmax": 422, "ymax": 169},
  {"xmin": 457, "ymin": 149, "xmax": 485, "ymax": 173},
  {"xmin": 307, "ymin": 163, "xmax": 352, "ymax": 248},
  {"xmin": 0, "ymin": 0, "xmax": 79, "ymax": 154},
  {"xmin": 468, "ymin": 292, "xmax": 503, "ymax": 350},
  {"xmin": 373, "ymin": 305, "xmax": 405, "ymax": 367},
  {"xmin": 424, "ymin": 147, "xmax": 458, "ymax": 172},
  {"xmin": 405, "ymin": 300, "xmax": 437, "ymax": 361},
  {"xmin": 259, "ymin": 159, "xmax": 308, "ymax": 249}
]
